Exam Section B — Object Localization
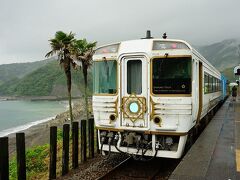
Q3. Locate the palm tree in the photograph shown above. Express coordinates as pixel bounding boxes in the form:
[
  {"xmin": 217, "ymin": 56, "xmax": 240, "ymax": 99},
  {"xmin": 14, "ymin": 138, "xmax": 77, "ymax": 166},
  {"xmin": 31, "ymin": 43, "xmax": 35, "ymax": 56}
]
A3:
[
  {"xmin": 72, "ymin": 39, "xmax": 97, "ymax": 120},
  {"xmin": 45, "ymin": 31, "xmax": 76, "ymax": 123}
]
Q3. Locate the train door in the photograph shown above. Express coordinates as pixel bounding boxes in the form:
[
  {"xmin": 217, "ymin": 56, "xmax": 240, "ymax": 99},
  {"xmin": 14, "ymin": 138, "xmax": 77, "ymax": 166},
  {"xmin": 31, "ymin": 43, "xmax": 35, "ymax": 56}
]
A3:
[{"xmin": 120, "ymin": 56, "xmax": 149, "ymax": 129}]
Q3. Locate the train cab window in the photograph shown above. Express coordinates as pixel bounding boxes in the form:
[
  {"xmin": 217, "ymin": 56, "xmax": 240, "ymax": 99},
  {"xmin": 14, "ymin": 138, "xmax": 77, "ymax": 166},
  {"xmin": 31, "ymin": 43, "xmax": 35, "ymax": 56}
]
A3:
[
  {"xmin": 93, "ymin": 60, "xmax": 117, "ymax": 94},
  {"xmin": 152, "ymin": 57, "xmax": 191, "ymax": 94},
  {"xmin": 127, "ymin": 60, "xmax": 142, "ymax": 94}
]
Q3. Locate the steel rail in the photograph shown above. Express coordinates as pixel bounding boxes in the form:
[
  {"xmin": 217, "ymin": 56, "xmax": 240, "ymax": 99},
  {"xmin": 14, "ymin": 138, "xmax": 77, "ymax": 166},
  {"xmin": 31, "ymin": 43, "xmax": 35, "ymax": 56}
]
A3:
[{"xmin": 97, "ymin": 156, "xmax": 132, "ymax": 180}]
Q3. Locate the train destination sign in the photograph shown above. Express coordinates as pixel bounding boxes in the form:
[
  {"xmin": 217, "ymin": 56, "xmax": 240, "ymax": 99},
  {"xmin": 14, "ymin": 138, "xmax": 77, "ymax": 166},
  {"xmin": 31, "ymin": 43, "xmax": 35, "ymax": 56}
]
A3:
[
  {"xmin": 152, "ymin": 41, "xmax": 190, "ymax": 50},
  {"xmin": 95, "ymin": 44, "xmax": 120, "ymax": 55}
]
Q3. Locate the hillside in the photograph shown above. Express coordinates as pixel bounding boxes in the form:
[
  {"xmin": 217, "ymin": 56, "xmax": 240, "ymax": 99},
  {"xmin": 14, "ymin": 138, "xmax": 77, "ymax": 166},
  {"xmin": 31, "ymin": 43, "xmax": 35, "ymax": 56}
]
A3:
[
  {"xmin": 196, "ymin": 39, "xmax": 240, "ymax": 81},
  {"xmin": 0, "ymin": 59, "xmax": 52, "ymax": 86},
  {"xmin": 221, "ymin": 66, "xmax": 239, "ymax": 82},
  {"xmin": 0, "ymin": 60, "xmax": 92, "ymax": 97},
  {"xmin": 197, "ymin": 39, "xmax": 240, "ymax": 71}
]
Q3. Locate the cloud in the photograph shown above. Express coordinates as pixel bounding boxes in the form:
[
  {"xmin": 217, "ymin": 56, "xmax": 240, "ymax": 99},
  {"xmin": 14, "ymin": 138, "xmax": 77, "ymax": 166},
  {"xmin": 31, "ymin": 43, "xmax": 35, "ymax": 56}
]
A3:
[{"xmin": 0, "ymin": 0, "xmax": 240, "ymax": 64}]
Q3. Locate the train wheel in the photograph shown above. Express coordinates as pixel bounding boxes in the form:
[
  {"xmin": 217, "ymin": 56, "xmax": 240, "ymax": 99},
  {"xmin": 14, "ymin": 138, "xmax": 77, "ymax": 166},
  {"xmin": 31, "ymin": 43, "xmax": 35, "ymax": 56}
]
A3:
[
  {"xmin": 205, "ymin": 115, "xmax": 210, "ymax": 126},
  {"xmin": 192, "ymin": 127, "xmax": 197, "ymax": 142},
  {"xmin": 184, "ymin": 131, "xmax": 193, "ymax": 153}
]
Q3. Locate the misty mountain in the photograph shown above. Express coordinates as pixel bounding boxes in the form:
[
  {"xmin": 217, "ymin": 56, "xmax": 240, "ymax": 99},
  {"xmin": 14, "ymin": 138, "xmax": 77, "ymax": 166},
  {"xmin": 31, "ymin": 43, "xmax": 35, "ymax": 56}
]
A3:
[
  {"xmin": 196, "ymin": 38, "xmax": 240, "ymax": 71},
  {"xmin": 0, "ymin": 38, "xmax": 240, "ymax": 97},
  {"xmin": 0, "ymin": 58, "xmax": 53, "ymax": 85}
]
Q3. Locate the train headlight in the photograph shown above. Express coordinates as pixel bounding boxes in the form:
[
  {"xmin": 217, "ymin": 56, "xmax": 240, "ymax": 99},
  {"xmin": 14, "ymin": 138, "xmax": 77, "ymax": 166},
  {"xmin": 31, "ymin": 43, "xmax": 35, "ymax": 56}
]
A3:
[
  {"xmin": 153, "ymin": 116, "xmax": 162, "ymax": 126},
  {"xmin": 129, "ymin": 101, "xmax": 139, "ymax": 113},
  {"xmin": 109, "ymin": 114, "xmax": 117, "ymax": 121}
]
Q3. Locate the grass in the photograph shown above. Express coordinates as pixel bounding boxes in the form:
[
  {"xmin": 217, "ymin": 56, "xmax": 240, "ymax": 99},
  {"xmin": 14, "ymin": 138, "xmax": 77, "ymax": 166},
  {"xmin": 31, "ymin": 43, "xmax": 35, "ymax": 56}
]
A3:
[
  {"xmin": 9, "ymin": 144, "xmax": 50, "ymax": 180},
  {"xmin": 9, "ymin": 129, "xmax": 66, "ymax": 180},
  {"xmin": 9, "ymin": 127, "xmax": 98, "ymax": 180}
]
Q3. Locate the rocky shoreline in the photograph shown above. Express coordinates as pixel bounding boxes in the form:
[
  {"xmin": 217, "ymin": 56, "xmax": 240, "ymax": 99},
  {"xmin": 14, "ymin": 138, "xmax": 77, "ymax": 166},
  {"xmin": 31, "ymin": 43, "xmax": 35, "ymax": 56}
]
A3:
[{"xmin": 6, "ymin": 98, "xmax": 89, "ymax": 157}]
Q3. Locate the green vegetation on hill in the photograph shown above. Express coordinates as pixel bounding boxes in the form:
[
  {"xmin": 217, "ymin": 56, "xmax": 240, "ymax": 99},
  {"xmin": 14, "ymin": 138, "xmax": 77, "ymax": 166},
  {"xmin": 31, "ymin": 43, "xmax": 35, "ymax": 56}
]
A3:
[
  {"xmin": 0, "ymin": 59, "xmax": 50, "ymax": 84},
  {"xmin": 0, "ymin": 60, "xmax": 92, "ymax": 97}
]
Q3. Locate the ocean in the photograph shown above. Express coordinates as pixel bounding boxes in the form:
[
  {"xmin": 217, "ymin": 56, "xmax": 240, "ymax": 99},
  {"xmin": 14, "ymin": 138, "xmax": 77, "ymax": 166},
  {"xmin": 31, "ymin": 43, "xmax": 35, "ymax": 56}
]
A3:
[{"xmin": 0, "ymin": 100, "xmax": 67, "ymax": 137}]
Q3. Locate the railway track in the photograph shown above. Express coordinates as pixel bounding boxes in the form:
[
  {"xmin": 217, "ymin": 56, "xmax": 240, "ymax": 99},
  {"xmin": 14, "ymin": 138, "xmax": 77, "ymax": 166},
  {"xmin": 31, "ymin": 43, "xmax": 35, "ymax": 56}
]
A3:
[
  {"xmin": 97, "ymin": 112, "xmax": 216, "ymax": 180},
  {"xmin": 97, "ymin": 156, "xmax": 132, "ymax": 180},
  {"xmin": 98, "ymin": 156, "xmax": 180, "ymax": 180}
]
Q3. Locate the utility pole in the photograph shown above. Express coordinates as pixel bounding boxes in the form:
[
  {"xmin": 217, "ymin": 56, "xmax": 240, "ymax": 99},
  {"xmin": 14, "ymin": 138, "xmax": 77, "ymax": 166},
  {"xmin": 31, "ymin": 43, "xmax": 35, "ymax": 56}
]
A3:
[{"xmin": 237, "ymin": 44, "xmax": 240, "ymax": 97}]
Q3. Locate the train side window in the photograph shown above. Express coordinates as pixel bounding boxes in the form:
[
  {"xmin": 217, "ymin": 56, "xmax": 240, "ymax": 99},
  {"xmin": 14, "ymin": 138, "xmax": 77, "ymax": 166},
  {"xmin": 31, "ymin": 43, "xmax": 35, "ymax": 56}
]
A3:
[
  {"xmin": 218, "ymin": 79, "xmax": 220, "ymax": 91},
  {"xmin": 213, "ymin": 77, "xmax": 216, "ymax": 92},
  {"xmin": 213, "ymin": 77, "xmax": 215, "ymax": 92},
  {"xmin": 219, "ymin": 79, "xmax": 221, "ymax": 91},
  {"xmin": 204, "ymin": 73, "xmax": 209, "ymax": 94},
  {"xmin": 216, "ymin": 79, "xmax": 218, "ymax": 91},
  {"xmin": 215, "ymin": 78, "xmax": 217, "ymax": 92},
  {"xmin": 220, "ymin": 80, "xmax": 222, "ymax": 91},
  {"xmin": 209, "ymin": 75, "xmax": 213, "ymax": 93},
  {"xmin": 127, "ymin": 60, "xmax": 142, "ymax": 94}
]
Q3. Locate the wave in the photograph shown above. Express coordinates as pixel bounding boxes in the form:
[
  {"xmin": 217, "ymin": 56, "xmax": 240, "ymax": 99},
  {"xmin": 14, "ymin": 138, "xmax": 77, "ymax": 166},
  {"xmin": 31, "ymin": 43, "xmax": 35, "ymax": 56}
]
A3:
[{"xmin": 0, "ymin": 116, "xmax": 56, "ymax": 137}]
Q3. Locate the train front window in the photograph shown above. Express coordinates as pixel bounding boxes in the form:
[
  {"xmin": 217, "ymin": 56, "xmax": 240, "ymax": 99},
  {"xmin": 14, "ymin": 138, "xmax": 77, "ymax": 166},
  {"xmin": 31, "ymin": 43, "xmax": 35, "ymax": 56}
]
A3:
[
  {"xmin": 152, "ymin": 57, "xmax": 192, "ymax": 94},
  {"xmin": 93, "ymin": 60, "xmax": 117, "ymax": 94}
]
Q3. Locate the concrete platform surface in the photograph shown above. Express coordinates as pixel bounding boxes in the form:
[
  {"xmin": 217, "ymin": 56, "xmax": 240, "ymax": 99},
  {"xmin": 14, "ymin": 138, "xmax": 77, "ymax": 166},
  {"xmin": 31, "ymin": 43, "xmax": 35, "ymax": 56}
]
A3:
[{"xmin": 169, "ymin": 98, "xmax": 240, "ymax": 180}]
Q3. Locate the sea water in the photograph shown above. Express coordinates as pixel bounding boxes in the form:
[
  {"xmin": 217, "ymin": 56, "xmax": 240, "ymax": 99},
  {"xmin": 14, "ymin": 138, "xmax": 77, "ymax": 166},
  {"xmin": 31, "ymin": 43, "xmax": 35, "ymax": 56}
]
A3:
[{"xmin": 0, "ymin": 100, "xmax": 67, "ymax": 137}]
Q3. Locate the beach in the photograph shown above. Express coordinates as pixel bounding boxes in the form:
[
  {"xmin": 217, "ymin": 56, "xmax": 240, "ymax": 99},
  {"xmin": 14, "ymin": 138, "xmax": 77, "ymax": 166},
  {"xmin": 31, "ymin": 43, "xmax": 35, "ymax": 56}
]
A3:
[{"xmin": 6, "ymin": 98, "xmax": 88, "ymax": 157}]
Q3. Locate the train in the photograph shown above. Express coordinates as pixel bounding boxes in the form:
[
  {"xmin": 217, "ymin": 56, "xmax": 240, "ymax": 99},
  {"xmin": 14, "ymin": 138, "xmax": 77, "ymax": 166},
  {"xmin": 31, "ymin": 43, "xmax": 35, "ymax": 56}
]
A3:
[{"xmin": 92, "ymin": 31, "xmax": 228, "ymax": 159}]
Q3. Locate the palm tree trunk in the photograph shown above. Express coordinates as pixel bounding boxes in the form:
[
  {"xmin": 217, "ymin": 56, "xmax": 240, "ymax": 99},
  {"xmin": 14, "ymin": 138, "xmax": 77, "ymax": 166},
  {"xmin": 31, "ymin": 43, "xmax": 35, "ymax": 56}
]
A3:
[
  {"xmin": 64, "ymin": 59, "xmax": 73, "ymax": 124},
  {"xmin": 83, "ymin": 64, "xmax": 89, "ymax": 121}
]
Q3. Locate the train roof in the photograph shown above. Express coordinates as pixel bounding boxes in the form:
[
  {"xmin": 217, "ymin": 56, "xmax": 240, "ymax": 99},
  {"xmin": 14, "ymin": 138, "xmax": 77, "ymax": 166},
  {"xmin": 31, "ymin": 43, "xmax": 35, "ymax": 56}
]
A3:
[
  {"xmin": 95, "ymin": 38, "xmax": 193, "ymax": 53},
  {"xmin": 94, "ymin": 38, "xmax": 220, "ymax": 76}
]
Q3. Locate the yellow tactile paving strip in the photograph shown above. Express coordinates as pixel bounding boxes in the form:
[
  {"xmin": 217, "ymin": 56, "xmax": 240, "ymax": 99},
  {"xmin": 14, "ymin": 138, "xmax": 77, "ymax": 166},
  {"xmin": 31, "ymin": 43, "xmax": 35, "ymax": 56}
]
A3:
[
  {"xmin": 236, "ymin": 149, "xmax": 240, "ymax": 172},
  {"xmin": 235, "ymin": 98, "xmax": 240, "ymax": 172}
]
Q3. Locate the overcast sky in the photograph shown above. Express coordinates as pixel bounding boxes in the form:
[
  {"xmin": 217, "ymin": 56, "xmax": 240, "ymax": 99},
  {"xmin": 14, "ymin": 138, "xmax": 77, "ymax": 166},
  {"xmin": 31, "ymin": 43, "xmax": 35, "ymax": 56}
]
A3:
[{"xmin": 0, "ymin": 0, "xmax": 240, "ymax": 65}]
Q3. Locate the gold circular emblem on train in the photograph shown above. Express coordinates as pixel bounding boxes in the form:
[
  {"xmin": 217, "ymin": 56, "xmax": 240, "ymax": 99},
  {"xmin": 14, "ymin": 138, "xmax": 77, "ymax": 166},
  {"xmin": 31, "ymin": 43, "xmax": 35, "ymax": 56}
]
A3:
[{"xmin": 121, "ymin": 94, "xmax": 146, "ymax": 122}]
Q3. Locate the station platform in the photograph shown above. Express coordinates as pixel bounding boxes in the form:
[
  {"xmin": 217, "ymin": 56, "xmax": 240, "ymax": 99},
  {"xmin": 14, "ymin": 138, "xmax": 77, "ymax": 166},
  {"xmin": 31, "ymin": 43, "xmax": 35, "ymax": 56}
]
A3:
[{"xmin": 169, "ymin": 97, "xmax": 240, "ymax": 180}]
